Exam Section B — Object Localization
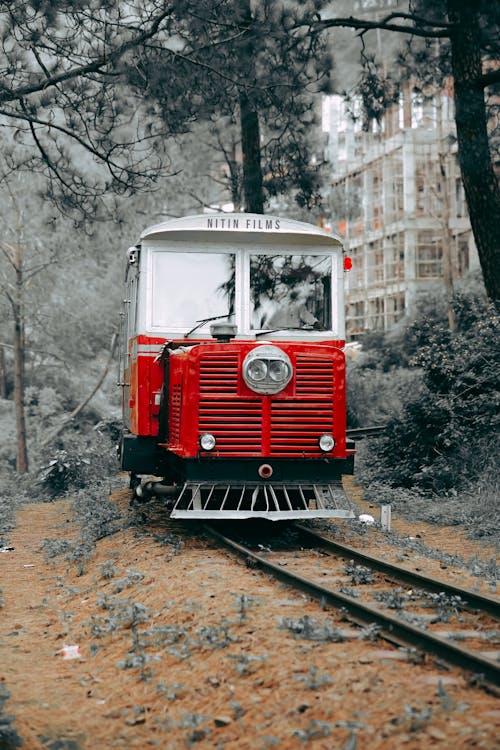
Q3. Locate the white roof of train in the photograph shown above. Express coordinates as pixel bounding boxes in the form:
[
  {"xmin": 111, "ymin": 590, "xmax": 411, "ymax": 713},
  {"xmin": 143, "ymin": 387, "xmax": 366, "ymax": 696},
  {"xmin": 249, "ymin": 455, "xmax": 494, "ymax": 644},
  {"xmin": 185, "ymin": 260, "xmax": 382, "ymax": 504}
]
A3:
[{"xmin": 140, "ymin": 213, "xmax": 343, "ymax": 246}]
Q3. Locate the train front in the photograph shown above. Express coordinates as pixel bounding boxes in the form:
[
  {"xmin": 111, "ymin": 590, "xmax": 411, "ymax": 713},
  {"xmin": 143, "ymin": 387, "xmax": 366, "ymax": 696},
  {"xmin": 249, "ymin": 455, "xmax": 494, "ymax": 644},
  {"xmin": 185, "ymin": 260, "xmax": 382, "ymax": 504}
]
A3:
[{"xmin": 120, "ymin": 214, "xmax": 355, "ymax": 520}]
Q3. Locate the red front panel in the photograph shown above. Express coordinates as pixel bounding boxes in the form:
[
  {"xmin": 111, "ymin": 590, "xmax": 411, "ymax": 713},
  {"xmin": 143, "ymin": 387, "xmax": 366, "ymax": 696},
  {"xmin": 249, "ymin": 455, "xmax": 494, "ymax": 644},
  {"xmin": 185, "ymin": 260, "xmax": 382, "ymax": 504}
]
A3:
[
  {"xmin": 166, "ymin": 340, "xmax": 347, "ymax": 460},
  {"xmin": 127, "ymin": 336, "xmax": 166, "ymax": 436}
]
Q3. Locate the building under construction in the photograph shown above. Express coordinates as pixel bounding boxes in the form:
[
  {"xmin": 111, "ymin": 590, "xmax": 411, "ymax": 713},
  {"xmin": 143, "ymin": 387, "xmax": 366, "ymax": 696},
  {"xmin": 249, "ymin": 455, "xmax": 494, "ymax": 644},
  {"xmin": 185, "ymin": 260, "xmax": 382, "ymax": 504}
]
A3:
[{"xmin": 322, "ymin": 87, "xmax": 479, "ymax": 340}]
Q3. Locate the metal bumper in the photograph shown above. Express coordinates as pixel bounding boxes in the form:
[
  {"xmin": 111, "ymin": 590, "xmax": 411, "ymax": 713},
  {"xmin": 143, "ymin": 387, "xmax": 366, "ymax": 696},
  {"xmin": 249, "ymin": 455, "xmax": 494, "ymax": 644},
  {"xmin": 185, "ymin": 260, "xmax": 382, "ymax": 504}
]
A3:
[{"xmin": 170, "ymin": 481, "xmax": 355, "ymax": 520}]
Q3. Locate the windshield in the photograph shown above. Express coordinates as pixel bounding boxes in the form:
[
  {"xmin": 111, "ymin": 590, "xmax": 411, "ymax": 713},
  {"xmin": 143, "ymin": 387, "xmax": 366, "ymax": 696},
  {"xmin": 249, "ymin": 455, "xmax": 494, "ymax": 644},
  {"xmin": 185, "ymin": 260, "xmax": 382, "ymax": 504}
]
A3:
[
  {"xmin": 150, "ymin": 251, "xmax": 234, "ymax": 329},
  {"xmin": 250, "ymin": 254, "xmax": 332, "ymax": 330}
]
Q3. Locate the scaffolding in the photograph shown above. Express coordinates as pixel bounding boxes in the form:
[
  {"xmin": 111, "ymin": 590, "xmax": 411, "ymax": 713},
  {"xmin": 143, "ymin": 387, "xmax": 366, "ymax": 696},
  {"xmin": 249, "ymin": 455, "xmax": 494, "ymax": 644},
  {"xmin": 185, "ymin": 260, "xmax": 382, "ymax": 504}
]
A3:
[{"xmin": 323, "ymin": 87, "xmax": 478, "ymax": 339}]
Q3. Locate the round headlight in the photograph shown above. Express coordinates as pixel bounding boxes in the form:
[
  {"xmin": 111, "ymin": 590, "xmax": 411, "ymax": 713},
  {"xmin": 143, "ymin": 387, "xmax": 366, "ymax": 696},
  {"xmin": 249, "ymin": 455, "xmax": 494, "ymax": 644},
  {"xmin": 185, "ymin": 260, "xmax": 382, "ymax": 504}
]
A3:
[
  {"xmin": 200, "ymin": 433, "xmax": 216, "ymax": 451},
  {"xmin": 246, "ymin": 358, "xmax": 268, "ymax": 381},
  {"xmin": 268, "ymin": 360, "xmax": 290, "ymax": 382},
  {"xmin": 243, "ymin": 345, "xmax": 293, "ymax": 394},
  {"xmin": 319, "ymin": 434, "xmax": 335, "ymax": 452}
]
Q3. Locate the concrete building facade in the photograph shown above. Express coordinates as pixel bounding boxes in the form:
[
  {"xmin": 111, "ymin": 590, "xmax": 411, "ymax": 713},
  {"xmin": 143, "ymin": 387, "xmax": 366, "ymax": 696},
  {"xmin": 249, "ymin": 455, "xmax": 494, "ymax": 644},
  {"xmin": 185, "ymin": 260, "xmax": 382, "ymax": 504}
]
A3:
[{"xmin": 322, "ymin": 88, "xmax": 479, "ymax": 339}]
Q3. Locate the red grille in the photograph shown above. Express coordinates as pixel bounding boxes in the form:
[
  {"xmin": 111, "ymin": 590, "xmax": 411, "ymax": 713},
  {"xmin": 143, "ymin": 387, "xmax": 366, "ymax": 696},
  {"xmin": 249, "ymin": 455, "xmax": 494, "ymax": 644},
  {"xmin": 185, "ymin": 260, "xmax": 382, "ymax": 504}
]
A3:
[
  {"xmin": 295, "ymin": 356, "xmax": 334, "ymax": 397},
  {"xmin": 199, "ymin": 400, "xmax": 262, "ymax": 455},
  {"xmin": 198, "ymin": 351, "xmax": 335, "ymax": 457},
  {"xmin": 199, "ymin": 353, "xmax": 239, "ymax": 396},
  {"xmin": 170, "ymin": 383, "xmax": 182, "ymax": 445},
  {"xmin": 199, "ymin": 352, "xmax": 260, "ymax": 454},
  {"xmin": 270, "ymin": 356, "xmax": 334, "ymax": 456},
  {"xmin": 270, "ymin": 401, "xmax": 333, "ymax": 456}
]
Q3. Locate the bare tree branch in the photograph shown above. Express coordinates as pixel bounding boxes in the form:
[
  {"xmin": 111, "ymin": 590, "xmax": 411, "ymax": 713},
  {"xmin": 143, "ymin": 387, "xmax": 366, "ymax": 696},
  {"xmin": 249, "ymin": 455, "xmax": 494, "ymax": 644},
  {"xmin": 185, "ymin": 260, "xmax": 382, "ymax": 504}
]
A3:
[
  {"xmin": 305, "ymin": 13, "xmax": 453, "ymax": 40},
  {"xmin": 40, "ymin": 333, "xmax": 118, "ymax": 447},
  {"xmin": 0, "ymin": 7, "xmax": 175, "ymax": 104}
]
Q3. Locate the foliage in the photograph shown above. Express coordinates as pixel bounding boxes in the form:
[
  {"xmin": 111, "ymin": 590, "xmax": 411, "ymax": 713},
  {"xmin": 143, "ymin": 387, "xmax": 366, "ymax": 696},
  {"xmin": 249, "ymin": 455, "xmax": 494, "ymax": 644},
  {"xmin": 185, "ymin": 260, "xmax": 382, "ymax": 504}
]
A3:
[
  {"xmin": 343, "ymin": 561, "xmax": 374, "ymax": 585},
  {"xmin": 39, "ymin": 450, "xmax": 91, "ymax": 498},
  {"xmin": 127, "ymin": 0, "xmax": 332, "ymax": 212},
  {"xmin": 280, "ymin": 615, "xmax": 344, "ymax": 642},
  {"xmin": 0, "ymin": 2, "xmax": 176, "ymax": 219},
  {"xmin": 316, "ymin": 1, "xmax": 500, "ymax": 300},
  {"xmin": 0, "ymin": 1, "xmax": 334, "ymax": 218},
  {"xmin": 346, "ymin": 366, "xmax": 418, "ymax": 429},
  {"xmin": 0, "ymin": 167, "xmax": 126, "ymax": 474},
  {"xmin": 357, "ymin": 292, "xmax": 499, "ymax": 493},
  {"xmin": 348, "ymin": 59, "xmax": 400, "ymax": 131},
  {"xmin": 36, "ymin": 419, "xmax": 122, "ymax": 498},
  {"xmin": 0, "ymin": 685, "xmax": 22, "ymax": 750}
]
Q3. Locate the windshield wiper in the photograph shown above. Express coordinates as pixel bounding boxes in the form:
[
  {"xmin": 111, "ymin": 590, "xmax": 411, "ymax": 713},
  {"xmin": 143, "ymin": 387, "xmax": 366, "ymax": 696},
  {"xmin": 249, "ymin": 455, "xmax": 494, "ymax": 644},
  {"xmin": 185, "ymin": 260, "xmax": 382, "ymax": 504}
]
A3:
[
  {"xmin": 184, "ymin": 313, "xmax": 232, "ymax": 338},
  {"xmin": 255, "ymin": 326, "xmax": 313, "ymax": 337}
]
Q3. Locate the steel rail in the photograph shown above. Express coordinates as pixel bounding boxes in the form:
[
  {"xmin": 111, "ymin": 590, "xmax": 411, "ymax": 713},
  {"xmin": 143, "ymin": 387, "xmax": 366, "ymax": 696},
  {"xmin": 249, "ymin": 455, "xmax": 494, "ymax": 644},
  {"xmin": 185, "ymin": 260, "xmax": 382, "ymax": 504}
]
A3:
[
  {"xmin": 294, "ymin": 524, "xmax": 500, "ymax": 617},
  {"xmin": 346, "ymin": 426, "xmax": 386, "ymax": 439},
  {"xmin": 205, "ymin": 524, "xmax": 500, "ymax": 689}
]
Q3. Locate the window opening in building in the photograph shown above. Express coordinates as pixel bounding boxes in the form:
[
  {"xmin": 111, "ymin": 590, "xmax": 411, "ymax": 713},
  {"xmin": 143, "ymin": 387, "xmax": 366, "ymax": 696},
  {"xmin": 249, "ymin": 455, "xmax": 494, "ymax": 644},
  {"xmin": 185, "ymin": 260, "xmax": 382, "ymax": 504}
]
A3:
[
  {"xmin": 385, "ymin": 233, "xmax": 405, "ymax": 281},
  {"xmin": 457, "ymin": 233, "xmax": 470, "ymax": 276},
  {"xmin": 416, "ymin": 231, "xmax": 443, "ymax": 278},
  {"xmin": 367, "ymin": 239, "xmax": 384, "ymax": 284},
  {"xmin": 386, "ymin": 293, "xmax": 405, "ymax": 327}
]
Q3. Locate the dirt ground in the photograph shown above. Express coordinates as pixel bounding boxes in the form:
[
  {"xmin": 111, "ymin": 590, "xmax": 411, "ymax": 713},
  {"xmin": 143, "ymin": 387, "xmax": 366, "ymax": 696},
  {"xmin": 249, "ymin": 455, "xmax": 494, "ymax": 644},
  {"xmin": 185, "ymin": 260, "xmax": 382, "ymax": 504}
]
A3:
[{"xmin": 0, "ymin": 483, "xmax": 499, "ymax": 750}]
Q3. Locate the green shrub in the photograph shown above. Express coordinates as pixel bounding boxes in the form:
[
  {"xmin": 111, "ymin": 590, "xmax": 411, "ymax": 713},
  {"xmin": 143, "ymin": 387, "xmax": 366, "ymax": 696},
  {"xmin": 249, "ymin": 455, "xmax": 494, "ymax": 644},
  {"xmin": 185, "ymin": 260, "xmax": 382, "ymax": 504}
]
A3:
[
  {"xmin": 37, "ymin": 418, "xmax": 122, "ymax": 498},
  {"xmin": 363, "ymin": 300, "xmax": 499, "ymax": 492}
]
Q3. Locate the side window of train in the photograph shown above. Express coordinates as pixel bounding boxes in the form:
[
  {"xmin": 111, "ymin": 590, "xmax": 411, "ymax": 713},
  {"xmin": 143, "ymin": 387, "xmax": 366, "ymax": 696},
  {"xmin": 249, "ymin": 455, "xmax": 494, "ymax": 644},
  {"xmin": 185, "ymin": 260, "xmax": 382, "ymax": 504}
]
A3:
[{"xmin": 126, "ymin": 265, "xmax": 139, "ymax": 341}]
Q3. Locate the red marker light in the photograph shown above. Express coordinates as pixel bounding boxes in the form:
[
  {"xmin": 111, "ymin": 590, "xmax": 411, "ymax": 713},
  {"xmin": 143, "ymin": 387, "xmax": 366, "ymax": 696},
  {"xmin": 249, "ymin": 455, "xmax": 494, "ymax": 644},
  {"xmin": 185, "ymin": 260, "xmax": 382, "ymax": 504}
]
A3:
[
  {"xmin": 343, "ymin": 257, "xmax": 353, "ymax": 271},
  {"xmin": 258, "ymin": 464, "xmax": 273, "ymax": 478}
]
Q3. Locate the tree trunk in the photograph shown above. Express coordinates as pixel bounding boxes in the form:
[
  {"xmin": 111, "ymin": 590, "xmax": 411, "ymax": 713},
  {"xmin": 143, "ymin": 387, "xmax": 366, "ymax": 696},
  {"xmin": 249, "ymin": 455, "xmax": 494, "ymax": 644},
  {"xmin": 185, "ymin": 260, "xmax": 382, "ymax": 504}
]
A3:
[
  {"xmin": 237, "ymin": 0, "xmax": 265, "ymax": 215},
  {"xmin": 0, "ymin": 346, "xmax": 6, "ymax": 399},
  {"xmin": 447, "ymin": 0, "xmax": 500, "ymax": 302},
  {"xmin": 240, "ymin": 91, "xmax": 265, "ymax": 214},
  {"xmin": 13, "ymin": 245, "xmax": 28, "ymax": 473},
  {"xmin": 435, "ymin": 90, "xmax": 456, "ymax": 330},
  {"xmin": 228, "ymin": 139, "xmax": 242, "ymax": 211}
]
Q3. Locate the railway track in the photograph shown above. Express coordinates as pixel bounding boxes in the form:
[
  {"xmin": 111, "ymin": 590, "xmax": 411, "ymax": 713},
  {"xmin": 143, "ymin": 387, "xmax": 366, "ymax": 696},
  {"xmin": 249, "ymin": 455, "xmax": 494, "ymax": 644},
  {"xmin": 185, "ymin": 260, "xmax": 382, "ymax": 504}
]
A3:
[{"xmin": 204, "ymin": 521, "xmax": 500, "ymax": 690}]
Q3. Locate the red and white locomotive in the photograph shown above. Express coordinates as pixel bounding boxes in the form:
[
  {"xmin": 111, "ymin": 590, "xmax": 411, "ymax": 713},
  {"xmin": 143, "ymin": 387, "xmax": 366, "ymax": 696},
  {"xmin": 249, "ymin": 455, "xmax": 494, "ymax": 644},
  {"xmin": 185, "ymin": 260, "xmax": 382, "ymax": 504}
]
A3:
[{"xmin": 118, "ymin": 213, "xmax": 355, "ymax": 520}]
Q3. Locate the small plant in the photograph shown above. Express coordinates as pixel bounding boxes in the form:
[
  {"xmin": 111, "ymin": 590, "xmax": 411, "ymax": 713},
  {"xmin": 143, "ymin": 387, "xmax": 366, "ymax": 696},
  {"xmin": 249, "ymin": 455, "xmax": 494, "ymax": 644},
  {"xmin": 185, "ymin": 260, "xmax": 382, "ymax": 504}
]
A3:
[
  {"xmin": 112, "ymin": 569, "xmax": 145, "ymax": 593},
  {"xmin": 338, "ymin": 585, "xmax": 360, "ymax": 598},
  {"xmin": 152, "ymin": 532, "xmax": 184, "ymax": 554},
  {"xmin": 41, "ymin": 538, "xmax": 74, "ymax": 559},
  {"xmin": 95, "ymin": 595, "xmax": 148, "ymax": 628},
  {"xmin": 156, "ymin": 682, "xmax": 188, "ymax": 701},
  {"xmin": 229, "ymin": 652, "xmax": 268, "ymax": 676},
  {"xmin": 66, "ymin": 541, "xmax": 94, "ymax": 576},
  {"xmin": 280, "ymin": 615, "xmax": 344, "ymax": 642},
  {"xmin": 177, "ymin": 713, "xmax": 211, "ymax": 745},
  {"xmin": 373, "ymin": 588, "xmax": 406, "ymax": 609},
  {"xmin": 116, "ymin": 651, "xmax": 154, "ymax": 672},
  {"xmin": 89, "ymin": 614, "xmax": 116, "ymax": 638},
  {"xmin": 0, "ymin": 685, "xmax": 22, "ymax": 749},
  {"xmin": 71, "ymin": 488, "xmax": 125, "ymax": 544},
  {"xmin": 390, "ymin": 705, "xmax": 432, "ymax": 732},
  {"xmin": 359, "ymin": 623, "xmax": 382, "ymax": 641},
  {"xmin": 146, "ymin": 623, "xmax": 188, "ymax": 647},
  {"xmin": 39, "ymin": 450, "xmax": 91, "ymax": 497},
  {"xmin": 195, "ymin": 623, "xmax": 234, "ymax": 649},
  {"xmin": 233, "ymin": 593, "xmax": 259, "ymax": 622},
  {"xmin": 424, "ymin": 592, "xmax": 464, "ymax": 622},
  {"xmin": 293, "ymin": 720, "xmax": 332, "ymax": 742},
  {"xmin": 295, "ymin": 665, "xmax": 333, "ymax": 690},
  {"xmin": 436, "ymin": 679, "xmax": 455, "ymax": 712},
  {"xmin": 98, "ymin": 559, "xmax": 118, "ymax": 580},
  {"xmin": 344, "ymin": 561, "xmax": 375, "ymax": 585}
]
